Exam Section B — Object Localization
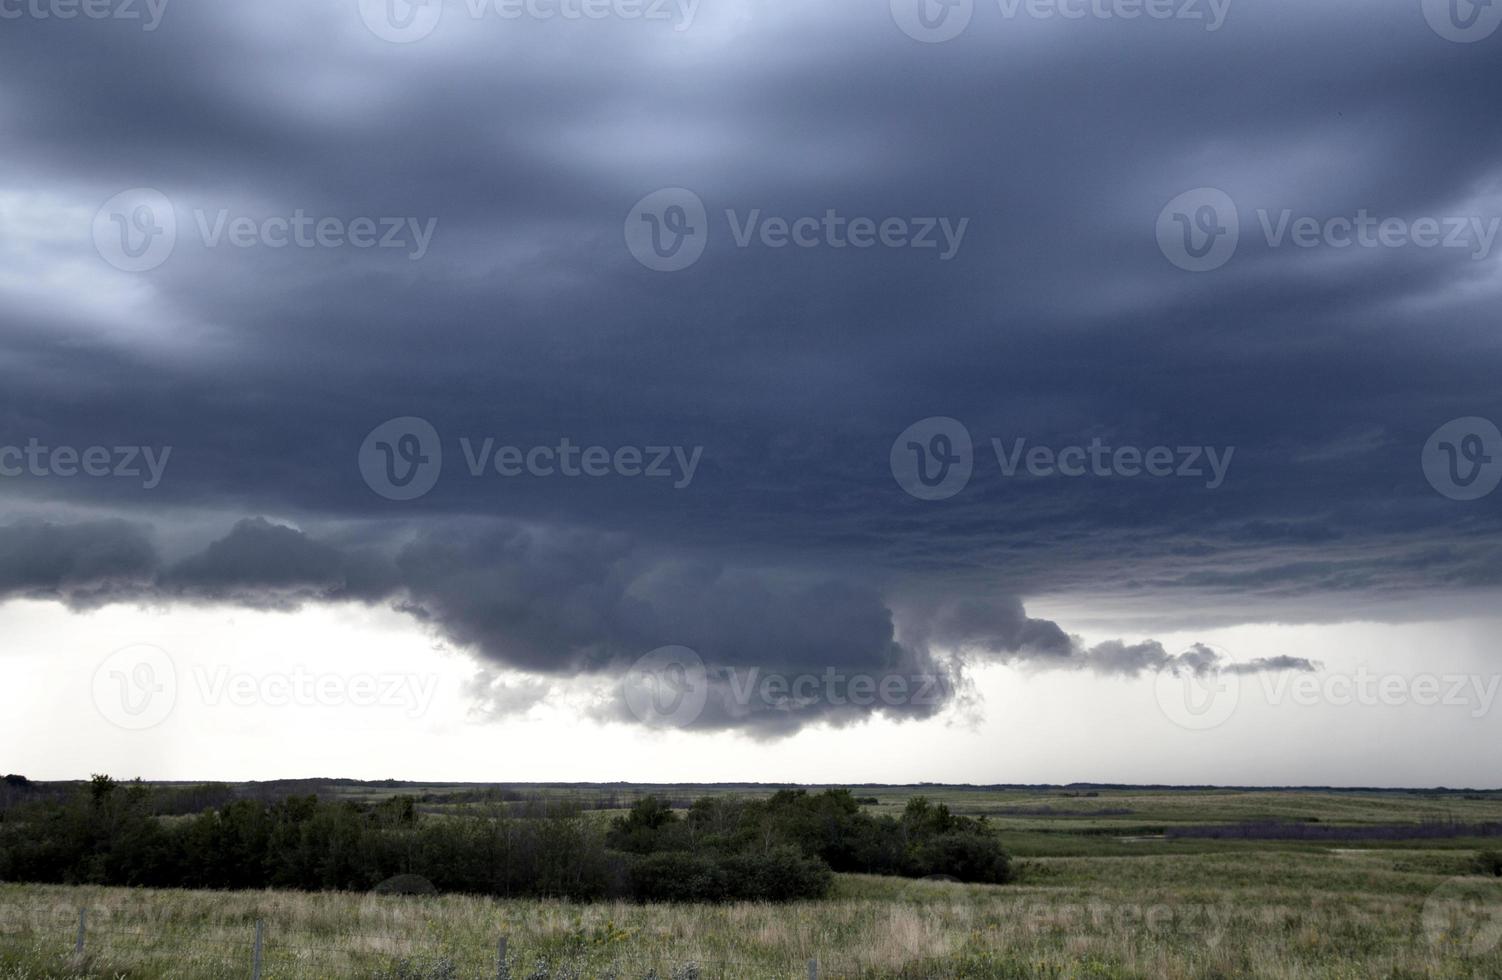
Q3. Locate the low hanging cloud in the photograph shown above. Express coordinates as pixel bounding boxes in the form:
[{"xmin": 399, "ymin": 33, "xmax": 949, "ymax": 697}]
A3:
[
  {"xmin": 0, "ymin": 519, "xmax": 159, "ymax": 609},
  {"xmin": 0, "ymin": 516, "xmax": 1318, "ymax": 736},
  {"xmin": 907, "ymin": 597, "xmax": 1320, "ymax": 678}
]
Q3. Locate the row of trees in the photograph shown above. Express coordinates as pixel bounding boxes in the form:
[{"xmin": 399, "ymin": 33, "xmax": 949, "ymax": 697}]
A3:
[
  {"xmin": 608, "ymin": 789, "xmax": 1013, "ymax": 895},
  {"xmin": 0, "ymin": 778, "xmax": 1009, "ymax": 902}
]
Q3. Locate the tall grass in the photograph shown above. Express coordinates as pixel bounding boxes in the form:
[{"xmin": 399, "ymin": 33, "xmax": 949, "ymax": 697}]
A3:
[{"xmin": 3, "ymin": 847, "xmax": 1501, "ymax": 978}]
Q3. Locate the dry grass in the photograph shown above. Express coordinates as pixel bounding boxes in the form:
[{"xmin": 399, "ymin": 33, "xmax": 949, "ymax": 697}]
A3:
[{"xmin": 2, "ymin": 848, "xmax": 1500, "ymax": 978}]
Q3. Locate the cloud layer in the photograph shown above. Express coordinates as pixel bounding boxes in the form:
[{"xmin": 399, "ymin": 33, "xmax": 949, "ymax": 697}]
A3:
[{"xmin": 0, "ymin": 0, "xmax": 1494, "ymax": 733}]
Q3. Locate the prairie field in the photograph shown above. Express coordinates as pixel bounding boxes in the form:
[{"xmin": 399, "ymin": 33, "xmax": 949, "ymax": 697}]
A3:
[{"xmin": 3, "ymin": 785, "xmax": 1502, "ymax": 979}]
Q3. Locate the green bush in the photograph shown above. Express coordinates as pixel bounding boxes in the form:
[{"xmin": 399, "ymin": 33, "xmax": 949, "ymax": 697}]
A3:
[
  {"xmin": 912, "ymin": 832, "xmax": 1012, "ymax": 884},
  {"xmin": 626, "ymin": 851, "xmax": 727, "ymax": 902},
  {"xmin": 625, "ymin": 846, "xmax": 831, "ymax": 902},
  {"xmin": 720, "ymin": 846, "xmax": 833, "ymax": 901},
  {"xmin": 1474, "ymin": 850, "xmax": 1502, "ymax": 877}
]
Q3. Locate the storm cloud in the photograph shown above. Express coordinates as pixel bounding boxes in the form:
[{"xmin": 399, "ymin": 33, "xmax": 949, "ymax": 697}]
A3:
[
  {"xmin": 0, "ymin": 516, "xmax": 1316, "ymax": 734},
  {"xmin": 0, "ymin": 0, "xmax": 1495, "ymax": 734}
]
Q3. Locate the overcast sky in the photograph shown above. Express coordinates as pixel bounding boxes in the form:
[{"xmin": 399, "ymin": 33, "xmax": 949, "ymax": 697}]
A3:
[{"xmin": 2, "ymin": 0, "xmax": 1500, "ymax": 786}]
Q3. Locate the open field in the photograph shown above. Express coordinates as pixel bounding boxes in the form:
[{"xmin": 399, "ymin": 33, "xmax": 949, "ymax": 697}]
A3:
[{"xmin": 4, "ymin": 786, "xmax": 1502, "ymax": 978}]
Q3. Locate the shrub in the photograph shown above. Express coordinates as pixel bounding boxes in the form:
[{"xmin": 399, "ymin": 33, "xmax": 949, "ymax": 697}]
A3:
[
  {"xmin": 719, "ymin": 846, "xmax": 833, "ymax": 901},
  {"xmin": 1474, "ymin": 850, "xmax": 1502, "ymax": 876},
  {"xmin": 912, "ymin": 832, "xmax": 1013, "ymax": 884},
  {"xmin": 626, "ymin": 847, "xmax": 831, "ymax": 902},
  {"xmin": 626, "ymin": 852, "xmax": 727, "ymax": 902}
]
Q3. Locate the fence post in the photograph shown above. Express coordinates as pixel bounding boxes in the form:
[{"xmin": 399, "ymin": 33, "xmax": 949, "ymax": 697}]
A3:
[
  {"xmin": 807, "ymin": 956, "xmax": 818, "ymax": 980},
  {"xmin": 251, "ymin": 919, "xmax": 264, "ymax": 980},
  {"xmin": 74, "ymin": 908, "xmax": 86, "ymax": 957},
  {"xmin": 496, "ymin": 935, "xmax": 510, "ymax": 980}
]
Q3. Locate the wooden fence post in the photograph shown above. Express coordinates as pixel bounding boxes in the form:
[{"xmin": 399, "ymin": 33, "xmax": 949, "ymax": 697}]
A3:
[
  {"xmin": 496, "ymin": 934, "xmax": 510, "ymax": 980},
  {"xmin": 251, "ymin": 919, "xmax": 264, "ymax": 980},
  {"xmin": 74, "ymin": 908, "xmax": 86, "ymax": 957},
  {"xmin": 808, "ymin": 956, "xmax": 818, "ymax": 980}
]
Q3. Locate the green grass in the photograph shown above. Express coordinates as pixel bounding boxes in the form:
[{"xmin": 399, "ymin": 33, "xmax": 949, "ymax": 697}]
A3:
[{"xmin": 5, "ymin": 786, "xmax": 1502, "ymax": 978}]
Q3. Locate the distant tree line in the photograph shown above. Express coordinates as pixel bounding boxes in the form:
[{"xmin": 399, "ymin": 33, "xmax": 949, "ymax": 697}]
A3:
[{"xmin": 0, "ymin": 778, "xmax": 1010, "ymax": 902}]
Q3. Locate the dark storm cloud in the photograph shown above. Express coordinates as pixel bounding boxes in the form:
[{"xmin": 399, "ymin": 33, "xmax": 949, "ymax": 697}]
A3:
[
  {"xmin": 1, "ymin": 515, "xmax": 1314, "ymax": 735},
  {"xmin": 0, "ymin": 0, "xmax": 1497, "ymax": 729},
  {"xmin": 0, "ymin": 520, "xmax": 157, "ymax": 607},
  {"xmin": 159, "ymin": 517, "xmax": 382, "ymax": 607}
]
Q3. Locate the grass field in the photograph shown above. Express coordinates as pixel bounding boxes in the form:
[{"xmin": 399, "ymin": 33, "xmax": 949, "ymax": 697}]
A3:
[{"xmin": 4, "ymin": 785, "xmax": 1502, "ymax": 979}]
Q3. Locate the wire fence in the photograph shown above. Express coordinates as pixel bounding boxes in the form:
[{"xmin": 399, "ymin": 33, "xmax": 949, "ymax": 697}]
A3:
[{"xmin": 0, "ymin": 905, "xmax": 855, "ymax": 979}]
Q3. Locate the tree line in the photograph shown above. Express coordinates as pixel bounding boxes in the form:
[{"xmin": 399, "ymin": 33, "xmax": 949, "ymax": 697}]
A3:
[{"xmin": 0, "ymin": 776, "xmax": 1010, "ymax": 902}]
